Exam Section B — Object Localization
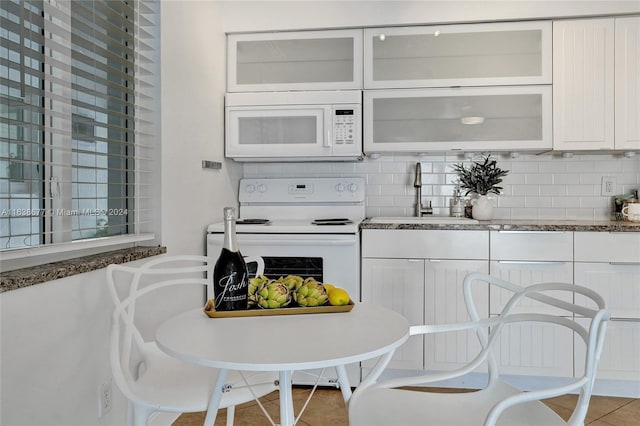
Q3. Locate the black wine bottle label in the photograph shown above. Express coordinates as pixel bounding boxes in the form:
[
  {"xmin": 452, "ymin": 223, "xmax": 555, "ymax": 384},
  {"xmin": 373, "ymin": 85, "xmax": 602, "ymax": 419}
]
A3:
[{"xmin": 213, "ymin": 248, "xmax": 248, "ymax": 310}]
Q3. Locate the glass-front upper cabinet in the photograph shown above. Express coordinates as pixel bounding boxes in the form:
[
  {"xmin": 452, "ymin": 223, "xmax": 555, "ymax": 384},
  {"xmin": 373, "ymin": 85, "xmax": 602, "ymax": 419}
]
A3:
[
  {"xmin": 364, "ymin": 86, "xmax": 552, "ymax": 154},
  {"xmin": 364, "ymin": 21, "xmax": 552, "ymax": 89},
  {"xmin": 227, "ymin": 29, "xmax": 363, "ymax": 92}
]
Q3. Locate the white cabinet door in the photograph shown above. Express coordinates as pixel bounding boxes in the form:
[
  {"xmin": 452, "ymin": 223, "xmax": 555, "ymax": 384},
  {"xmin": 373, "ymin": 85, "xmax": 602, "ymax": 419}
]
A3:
[
  {"xmin": 489, "ymin": 260, "xmax": 574, "ymax": 316},
  {"xmin": 364, "ymin": 21, "xmax": 551, "ymax": 89},
  {"xmin": 615, "ymin": 17, "xmax": 640, "ymax": 151},
  {"xmin": 576, "ymin": 319, "xmax": 640, "ymax": 381},
  {"xmin": 227, "ymin": 29, "xmax": 363, "ymax": 92},
  {"xmin": 364, "ymin": 86, "xmax": 551, "ymax": 154},
  {"xmin": 489, "ymin": 230, "xmax": 574, "ymax": 377},
  {"xmin": 574, "ymin": 262, "xmax": 640, "ymax": 381},
  {"xmin": 553, "ymin": 19, "xmax": 615, "ymax": 151},
  {"xmin": 361, "ymin": 258, "xmax": 425, "ymax": 370},
  {"xmin": 574, "ymin": 262, "xmax": 640, "ymax": 320},
  {"xmin": 424, "ymin": 259, "xmax": 489, "ymax": 372},
  {"xmin": 490, "ymin": 257, "xmax": 575, "ymax": 378}
]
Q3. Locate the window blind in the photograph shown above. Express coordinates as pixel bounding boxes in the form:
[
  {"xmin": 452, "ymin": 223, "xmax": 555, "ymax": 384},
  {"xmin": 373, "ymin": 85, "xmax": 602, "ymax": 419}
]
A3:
[{"xmin": 0, "ymin": 0, "xmax": 159, "ymax": 252}]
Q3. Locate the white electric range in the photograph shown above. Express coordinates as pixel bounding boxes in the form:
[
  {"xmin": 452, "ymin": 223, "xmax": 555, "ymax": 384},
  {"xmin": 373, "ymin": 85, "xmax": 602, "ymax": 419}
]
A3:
[{"xmin": 207, "ymin": 177, "xmax": 366, "ymax": 386}]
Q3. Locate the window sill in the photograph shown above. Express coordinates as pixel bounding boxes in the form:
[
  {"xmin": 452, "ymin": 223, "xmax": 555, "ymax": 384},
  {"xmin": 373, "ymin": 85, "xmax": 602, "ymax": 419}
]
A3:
[{"xmin": 0, "ymin": 245, "xmax": 167, "ymax": 293}]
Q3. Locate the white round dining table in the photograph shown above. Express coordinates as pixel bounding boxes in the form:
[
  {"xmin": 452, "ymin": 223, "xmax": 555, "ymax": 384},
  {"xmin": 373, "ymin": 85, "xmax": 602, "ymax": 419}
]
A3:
[{"xmin": 155, "ymin": 302, "xmax": 410, "ymax": 426}]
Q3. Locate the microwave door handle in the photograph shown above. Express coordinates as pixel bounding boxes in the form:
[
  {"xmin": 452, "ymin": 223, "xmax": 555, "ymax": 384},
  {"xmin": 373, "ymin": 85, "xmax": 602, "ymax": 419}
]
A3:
[{"xmin": 324, "ymin": 106, "xmax": 332, "ymax": 148}]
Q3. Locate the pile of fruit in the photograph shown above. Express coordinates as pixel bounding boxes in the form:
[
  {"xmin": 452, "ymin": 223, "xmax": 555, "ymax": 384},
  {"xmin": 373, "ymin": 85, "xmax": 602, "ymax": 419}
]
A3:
[{"xmin": 248, "ymin": 275, "xmax": 350, "ymax": 309}]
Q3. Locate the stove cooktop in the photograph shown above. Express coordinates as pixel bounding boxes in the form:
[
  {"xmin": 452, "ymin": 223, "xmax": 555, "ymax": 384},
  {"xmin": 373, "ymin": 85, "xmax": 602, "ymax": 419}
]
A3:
[{"xmin": 207, "ymin": 217, "xmax": 362, "ymax": 234}]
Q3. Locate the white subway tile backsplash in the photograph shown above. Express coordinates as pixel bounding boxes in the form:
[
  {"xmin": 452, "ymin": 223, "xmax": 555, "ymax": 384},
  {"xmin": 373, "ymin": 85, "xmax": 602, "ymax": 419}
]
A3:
[
  {"xmin": 380, "ymin": 184, "xmax": 407, "ymax": 196},
  {"xmin": 243, "ymin": 153, "xmax": 640, "ymax": 220},
  {"xmin": 525, "ymin": 173, "xmax": 554, "ymax": 185},
  {"xmin": 367, "ymin": 195, "xmax": 394, "ymax": 207},
  {"xmin": 552, "ymin": 173, "xmax": 581, "ymax": 185},
  {"xmin": 367, "ymin": 173, "xmax": 394, "ymax": 185},
  {"xmin": 540, "ymin": 185, "xmax": 567, "ymax": 196},
  {"xmin": 526, "ymin": 196, "xmax": 553, "ymax": 208}
]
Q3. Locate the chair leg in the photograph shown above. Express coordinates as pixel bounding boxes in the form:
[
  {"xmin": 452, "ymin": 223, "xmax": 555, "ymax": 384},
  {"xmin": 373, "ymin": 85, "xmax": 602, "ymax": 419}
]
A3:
[
  {"xmin": 226, "ymin": 405, "xmax": 235, "ymax": 426},
  {"xmin": 132, "ymin": 405, "xmax": 152, "ymax": 426}
]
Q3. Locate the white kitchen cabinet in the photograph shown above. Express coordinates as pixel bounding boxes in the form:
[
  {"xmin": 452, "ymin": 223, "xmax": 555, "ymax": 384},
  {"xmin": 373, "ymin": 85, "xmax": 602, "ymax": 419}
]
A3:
[
  {"xmin": 227, "ymin": 29, "xmax": 363, "ymax": 92},
  {"xmin": 553, "ymin": 19, "xmax": 615, "ymax": 151},
  {"xmin": 489, "ymin": 230, "xmax": 574, "ymax": 377},
  {"xmin": 361, "ymin": 229, "xmax": 489, "ymax": 371},
  {"xmin": 364, "ymin": 21, "xmax": 551, "ymax": 89},
  {"xmin": 424, "ymin": 259, "xmax": 489, "ymax": 372},
  {"xmin": 615, "ymin": 17, "xmax": 640, "ymax": 151},
  {"xmin": 364, "ymin": 86, "xmax": 552, "ymax": 155},
  {"xmin": 574, "ymin": 232, "xmax": 640, "ymax": 381},
  {"xmin": 553, "ymin": 17, "xmax": 640, "ymax": 152},
  {"xmin": 361, "ymin": 258, "xmax": 425, "ymax": 370}
]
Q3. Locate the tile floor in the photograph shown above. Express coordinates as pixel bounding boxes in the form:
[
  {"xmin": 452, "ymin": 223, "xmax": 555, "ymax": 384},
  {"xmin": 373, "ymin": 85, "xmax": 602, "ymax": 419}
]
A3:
[{"xmin": 173, "ymin": 386, "xmax": 640, "ymax": 426}]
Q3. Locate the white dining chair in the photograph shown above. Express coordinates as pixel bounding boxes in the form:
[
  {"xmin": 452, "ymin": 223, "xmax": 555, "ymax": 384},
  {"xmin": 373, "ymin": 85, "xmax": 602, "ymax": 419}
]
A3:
[
  {"xmin": 349, "ymin": 272, "xmax": 609, "ymax": 426},
  {"xmin": 106, "ymin": 255, "xmax": 277, "ymax": 426}
]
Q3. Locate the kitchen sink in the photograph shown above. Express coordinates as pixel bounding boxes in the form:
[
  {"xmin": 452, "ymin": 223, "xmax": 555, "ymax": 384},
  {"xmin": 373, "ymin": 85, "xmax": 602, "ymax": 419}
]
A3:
[{"xmin": 369, "ymin": 216, "xmax": 480, "ymax": 224}]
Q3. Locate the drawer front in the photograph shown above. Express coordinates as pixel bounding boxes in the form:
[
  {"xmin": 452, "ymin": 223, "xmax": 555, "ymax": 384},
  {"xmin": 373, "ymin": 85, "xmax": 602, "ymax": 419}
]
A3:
[
  {"xmin": 490, "ymin": 230, "xmax": 573, "ymax": 261},
  {"xmin": 362, "ymin": 229, "xmax": 489, "ymax": 259},
  {"xmin": 574, "ymin": 262, "xmax": 640, "ymax": 319},
  {"xmin": 576, "ymin": 319, "xmax": 640, "ymax": 381},
  {"xmin": 574, "ymin": 232, "xmax": 640, "ymax": 263}
]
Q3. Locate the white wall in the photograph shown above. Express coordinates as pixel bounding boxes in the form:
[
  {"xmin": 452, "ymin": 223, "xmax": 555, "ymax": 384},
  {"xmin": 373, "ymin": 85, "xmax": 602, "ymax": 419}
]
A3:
[
  {"xmin": 161, "ymin": 0, "xmax": 242, "ymax": 256},
  {"xmin": 221, "ymin": 0, "xmax": 640, "ymax": 32},
  {"xmin": 0, "ymin": 269, "xmax": 126, "ymax": 426}
]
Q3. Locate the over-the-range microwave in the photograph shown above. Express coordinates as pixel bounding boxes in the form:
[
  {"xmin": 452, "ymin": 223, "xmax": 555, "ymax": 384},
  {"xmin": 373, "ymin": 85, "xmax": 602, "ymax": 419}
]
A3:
[{"xmin": 225, "ymin": 90, "xmax": 363, "ymax": 162}]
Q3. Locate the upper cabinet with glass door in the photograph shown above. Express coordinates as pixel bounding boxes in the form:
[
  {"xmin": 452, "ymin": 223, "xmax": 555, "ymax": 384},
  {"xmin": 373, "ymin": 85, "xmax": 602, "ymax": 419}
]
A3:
[
  {"xmin": 227, "ymin": 29, "xmax": 363, "ymax": 92},
  {"xmin": 364, "ymin": 86, "xmax": 552, "ymax": 154},
  {"xmin": 364, "ymin": 21, "xmax": 552, "ymax": 89}
]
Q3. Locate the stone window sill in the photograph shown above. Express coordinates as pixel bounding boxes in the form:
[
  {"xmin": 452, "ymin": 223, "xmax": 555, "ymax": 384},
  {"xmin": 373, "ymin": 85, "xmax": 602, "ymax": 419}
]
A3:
[{"xmin": 0, "ymin": 246, "xmax": 167, "ymax": 293}]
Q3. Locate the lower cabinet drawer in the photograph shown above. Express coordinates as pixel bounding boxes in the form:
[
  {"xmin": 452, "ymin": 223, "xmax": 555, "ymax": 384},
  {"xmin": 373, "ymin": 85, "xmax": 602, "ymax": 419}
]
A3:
[
  {"xmin": 576, "ymin": 319, "xmax": 640, "ymax": 381},
  {"xmin": 490, "ymin": 230, "xmax": 573, "ymax": 261}
]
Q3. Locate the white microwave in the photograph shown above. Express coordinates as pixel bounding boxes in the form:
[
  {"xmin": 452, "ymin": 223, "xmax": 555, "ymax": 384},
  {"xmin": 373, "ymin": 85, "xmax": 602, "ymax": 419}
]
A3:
[{"xmin": 225, "ymin": 90, "xmax": 363, "ymax": 162}]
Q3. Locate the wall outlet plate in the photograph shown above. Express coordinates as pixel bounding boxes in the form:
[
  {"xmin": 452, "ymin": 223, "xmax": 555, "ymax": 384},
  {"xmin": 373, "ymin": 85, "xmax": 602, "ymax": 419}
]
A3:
[
  {"xmin": 98, "ymin": 379, "xmax": 113, "ymax": 417},
  {"xmin": 601, "ymin": 176, "xmax": 616, "ymax": 196}
]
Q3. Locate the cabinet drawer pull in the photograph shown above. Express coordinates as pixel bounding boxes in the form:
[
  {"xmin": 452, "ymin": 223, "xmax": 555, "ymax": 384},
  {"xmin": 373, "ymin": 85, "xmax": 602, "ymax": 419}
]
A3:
[
  {"xmin": 497, "ymin": 260, "xmax": 569, "ymax": 265},
  {"xmin": 609, "ymin": 317, "xmax": 640, "ymax": 322},
  {"xmin": 497, "ymin": 230, "xmax": 567, "ymax": 234},
  {"xmin": 609, "ymin": 262, "xmax": 640, "ymax": 266}
]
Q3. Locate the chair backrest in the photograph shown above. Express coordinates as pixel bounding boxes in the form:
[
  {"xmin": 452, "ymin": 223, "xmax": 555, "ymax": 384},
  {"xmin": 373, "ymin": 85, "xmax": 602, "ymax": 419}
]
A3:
[
  {"xmin": 106, "ymin": 255, "xmax": 213, "ymax": 406},
  {"xmin": 402, "ymin": 273, "xmax": 609, "ymax": 425},
  {"xmin": 462, "ymin": 273, "xmax": 609, "ymax": 425}
]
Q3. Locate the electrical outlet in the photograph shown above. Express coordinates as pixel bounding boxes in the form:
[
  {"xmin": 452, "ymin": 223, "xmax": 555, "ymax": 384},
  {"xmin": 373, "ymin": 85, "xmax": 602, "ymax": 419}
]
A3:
[
  {"xmin": 601, "ymin": 176, "xmax": 616, "ymax": 196},
  {"xmin": 98, "ymin": 379, "xmax": 113, "ymax": 417}
]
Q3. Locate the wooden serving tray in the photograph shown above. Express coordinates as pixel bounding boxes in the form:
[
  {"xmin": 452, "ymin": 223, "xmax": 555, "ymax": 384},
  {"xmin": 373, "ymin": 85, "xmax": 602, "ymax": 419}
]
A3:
[{"xmin": 204, "ymin": 300, "xmax": 355, "ymax": 318}]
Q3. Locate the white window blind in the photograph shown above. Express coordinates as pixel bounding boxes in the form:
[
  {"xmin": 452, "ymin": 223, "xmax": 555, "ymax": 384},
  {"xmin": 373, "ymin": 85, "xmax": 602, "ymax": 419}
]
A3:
[{"xmin": 0, "ymin": 0, "xmax": 159, "ymax": 253}]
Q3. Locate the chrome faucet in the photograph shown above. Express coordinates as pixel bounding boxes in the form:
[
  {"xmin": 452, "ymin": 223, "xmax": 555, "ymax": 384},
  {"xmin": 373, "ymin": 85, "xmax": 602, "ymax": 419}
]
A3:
[{"xmin": 413, "ymin": 162, "xmax": 432, "ymax": 216}]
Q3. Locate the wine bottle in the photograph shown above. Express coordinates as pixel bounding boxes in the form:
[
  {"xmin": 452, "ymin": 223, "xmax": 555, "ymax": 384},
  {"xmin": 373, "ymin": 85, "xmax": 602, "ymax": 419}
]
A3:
[{"xmin": 213, "ymin": 207, "xmax": 248, "ymax": 310}]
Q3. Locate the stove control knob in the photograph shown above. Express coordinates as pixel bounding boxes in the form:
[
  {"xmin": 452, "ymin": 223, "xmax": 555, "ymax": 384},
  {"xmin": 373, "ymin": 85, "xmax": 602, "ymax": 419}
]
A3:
[
  {"xmin": 245, "ymin": 184, "xmax": 256, "ymax": 193},
  {"xmin": 257, "ymin": 184, "xmax": 267, "ymax": 193},
  {"xmin": 335, "ymin": 183, "xmax": 345, "ymax": 192},
  {"xmin": 348, "ymin": 183, "xmax": 359, "ymax": 192}
]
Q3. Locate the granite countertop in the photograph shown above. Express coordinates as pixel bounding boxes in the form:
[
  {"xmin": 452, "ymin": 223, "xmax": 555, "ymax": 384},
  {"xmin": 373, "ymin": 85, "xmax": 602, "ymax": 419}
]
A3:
[
  {"xmin": 0, "ymin": 246, "xmax": 167, "ymax": 293},
  {"xmin": 360, "ymin": 218, "xmax": 640, "ymax": 232}
]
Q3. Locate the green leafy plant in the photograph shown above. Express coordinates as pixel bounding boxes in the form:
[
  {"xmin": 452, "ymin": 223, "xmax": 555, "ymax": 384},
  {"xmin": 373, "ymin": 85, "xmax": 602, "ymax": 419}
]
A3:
[{"xmin": 451, "ymin": 155, "xmax": 509, "ymax": 196}]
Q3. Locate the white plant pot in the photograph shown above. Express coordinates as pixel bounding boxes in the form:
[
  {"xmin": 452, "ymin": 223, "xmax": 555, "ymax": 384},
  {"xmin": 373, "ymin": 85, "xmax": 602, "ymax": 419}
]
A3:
[{"xmin": 471, "ymin": 194, "xmax": 494, "ymax": 220}]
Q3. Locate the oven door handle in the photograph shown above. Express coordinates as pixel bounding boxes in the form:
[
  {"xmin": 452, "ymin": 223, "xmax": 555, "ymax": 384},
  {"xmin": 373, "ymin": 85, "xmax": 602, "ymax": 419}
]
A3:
[{"xmin": 238, "ymin": 238, "xmax": 357, "ymax": 247}]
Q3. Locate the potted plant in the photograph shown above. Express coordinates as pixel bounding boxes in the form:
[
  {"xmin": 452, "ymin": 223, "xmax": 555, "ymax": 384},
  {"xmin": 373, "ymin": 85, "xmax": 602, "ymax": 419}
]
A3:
[{"xmin": 451, "ymin": 155, "xmax": 509, "ymax": 220}]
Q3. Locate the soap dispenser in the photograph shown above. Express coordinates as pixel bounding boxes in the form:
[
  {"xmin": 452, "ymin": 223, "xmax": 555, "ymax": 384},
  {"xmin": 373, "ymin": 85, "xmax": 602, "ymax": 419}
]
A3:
[{"xmin": 450, "ymin": 185, "xmax": 464, "ymax": 217}]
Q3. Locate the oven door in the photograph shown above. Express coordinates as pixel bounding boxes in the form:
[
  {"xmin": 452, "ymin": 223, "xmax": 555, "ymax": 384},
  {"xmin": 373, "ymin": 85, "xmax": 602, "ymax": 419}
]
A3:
[{"xmin": 207, "ymin": 231, "xmax": 361, "ymax": 386}]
